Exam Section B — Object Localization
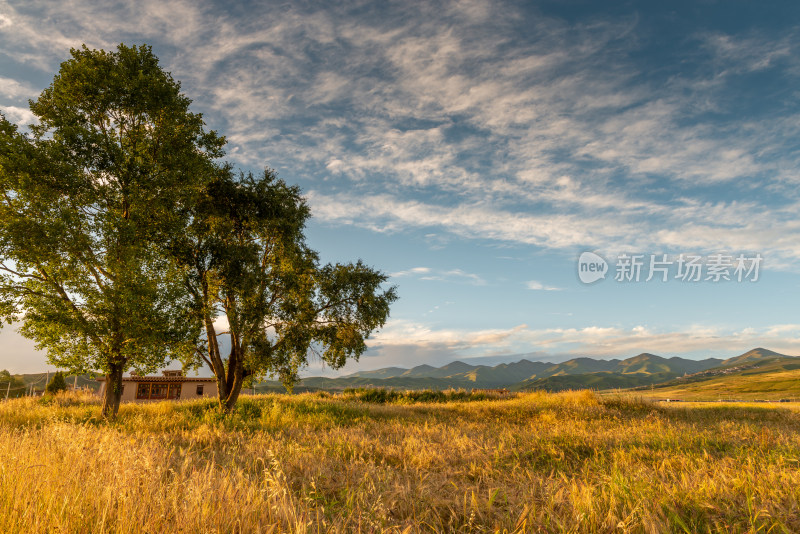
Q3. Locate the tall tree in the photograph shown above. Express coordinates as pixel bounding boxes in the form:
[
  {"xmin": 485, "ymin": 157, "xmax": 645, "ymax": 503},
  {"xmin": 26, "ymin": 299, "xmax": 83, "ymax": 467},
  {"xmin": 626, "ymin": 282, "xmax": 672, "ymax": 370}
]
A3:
[
  {"xmin": 176, "ymin": 169, "xmax": 397, "ymax": 411},
  {"xmin": 0, "ymin": 44, "xmax": 224, "ymax": 417}
]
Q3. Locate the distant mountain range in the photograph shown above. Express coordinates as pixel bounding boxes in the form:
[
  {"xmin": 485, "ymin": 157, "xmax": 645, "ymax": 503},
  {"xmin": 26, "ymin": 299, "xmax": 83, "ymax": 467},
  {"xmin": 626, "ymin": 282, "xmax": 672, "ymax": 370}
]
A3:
[
  {"xmin": 298, "ymin": 348, "xmax": 797, "ymax": 392},
  {"xmin": 8, "ymin": 348, "xmax": 796, "ymax": 396}
]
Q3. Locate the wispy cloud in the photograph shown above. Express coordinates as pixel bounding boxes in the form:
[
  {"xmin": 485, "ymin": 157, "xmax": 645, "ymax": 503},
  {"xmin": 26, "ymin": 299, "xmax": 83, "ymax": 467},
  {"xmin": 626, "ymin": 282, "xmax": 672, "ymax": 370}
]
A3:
[
  {"xmin": 3, "ymin": 2, "xmax": 800, "ymax": 256},
  {"xmin": 391, "ymin": 266, "xmax": 486, "ymax": 285},
  {"xmin": 0, "ymin": 76, "xmax": 38, "ymax": 100},
  {"xmin": 366, "ymin": 319, "xmax": 800, "ymax": 361},
  {"xmin": 390, "ymin": 267, "xmax": 433, "ymax": 278},
  {"xmin": 526, "ymin": 280, "xmax": 562, "ymax": 291},
  {"xmin": 308, "ymin": 191, "xmax": 800, "ymax": 264},
  {"xmin": 0, "ymin": 105, "xmax": 36, "ymax": 125},
  {"xmin": 702, "ymin": 31, "xmax": 795, "ymax": 74}
]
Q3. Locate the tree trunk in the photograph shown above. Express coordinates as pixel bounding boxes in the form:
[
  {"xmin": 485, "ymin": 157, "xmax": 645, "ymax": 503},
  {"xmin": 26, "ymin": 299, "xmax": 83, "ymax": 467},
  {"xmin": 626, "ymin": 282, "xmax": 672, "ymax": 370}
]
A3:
[
  {"xmin": 217, "ymin": 341, "xmax": 245, "ymax": 412},
  {"xmin": 216, "ymin": 374, "xmax": 229, "ymax": 410},
  {"xmin": 220, "ymin": 382, "xmax": 243, "ymax": 412},
  {"xmin": 101, "ymin": 360, "xmax": 125, "ymax": 418},
  {"xmin": 219, "ymin": 359, "xmax": 245, "ymax": 412},
  {"xmin": 216, "ymin": 377, "xmax": 242, "ymax": 412}
]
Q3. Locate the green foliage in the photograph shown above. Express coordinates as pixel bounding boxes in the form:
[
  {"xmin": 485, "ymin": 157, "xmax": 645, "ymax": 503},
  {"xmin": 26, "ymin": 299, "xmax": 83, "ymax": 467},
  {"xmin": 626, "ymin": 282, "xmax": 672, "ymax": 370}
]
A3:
[
  {"xmin": 341, "ymin": 387, "xmax": 500, "ymax": 403},
  {"xmin": 0, "ymin": 42, "xmax": 395, "ymax": 418},
  {"xmin": 0, "ymin": 44, "xmax": 224, "ymax": 416},
  {"xmin": 176, "ymin": 169, "xmax": 397, "ymax": 410},
  {"xmin": 45, "ymin": 371, "xmax": 67, "ymax": 394}
]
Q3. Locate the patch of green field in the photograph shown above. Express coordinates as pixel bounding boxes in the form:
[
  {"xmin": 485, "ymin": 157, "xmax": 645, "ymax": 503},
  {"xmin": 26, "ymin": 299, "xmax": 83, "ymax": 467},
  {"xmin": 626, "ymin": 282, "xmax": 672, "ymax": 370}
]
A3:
[{"xmin": 637, "ymin": 360, "xmax": 800, "ymax": 401}]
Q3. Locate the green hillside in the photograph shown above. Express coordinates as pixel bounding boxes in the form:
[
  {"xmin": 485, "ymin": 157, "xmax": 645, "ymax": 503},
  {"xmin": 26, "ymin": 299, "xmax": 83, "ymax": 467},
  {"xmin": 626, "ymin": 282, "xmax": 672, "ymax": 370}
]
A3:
[
  {"xmin": 514, "ymin": 371, "xmax": 676, "ymax": 392},
  {"xmin": 636, "ymin": 353, "xmax": 800, "ymax": 400},
  {"xmin": 615, "ymin": 354, "xmax": 723, "ymax": 375},
  {"xmin": 297, "ymin": 351, "xmax": 744, "ymax": 391},
  {"xmin": 346, "ymin": 366, "xmax": 408, "ymax": 379},
  {"xmin": 719, "ymin": 347, "xmax": 787, "ymax": 366},
  {"xmin": 548, "ymin": 357, "xmax": 617, "ymax": 375},
  {"xmin": 460, "ymin": 361, "xmax": 550, "ymax": 386},
  {"xmin": 299, "ymin": 375, "xmax": 462, "ymax": 390}
]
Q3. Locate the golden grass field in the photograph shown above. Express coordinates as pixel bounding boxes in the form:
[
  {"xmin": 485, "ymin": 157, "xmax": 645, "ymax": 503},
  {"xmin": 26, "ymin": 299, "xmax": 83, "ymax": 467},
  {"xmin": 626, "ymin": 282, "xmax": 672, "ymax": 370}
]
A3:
[
  {"xmin": 1, "ymin": 390, "xmax": 800, "ymax": 533},
  {"xmin": 635, "ymin": 368, "xmax": 800, "ymax": 402}
]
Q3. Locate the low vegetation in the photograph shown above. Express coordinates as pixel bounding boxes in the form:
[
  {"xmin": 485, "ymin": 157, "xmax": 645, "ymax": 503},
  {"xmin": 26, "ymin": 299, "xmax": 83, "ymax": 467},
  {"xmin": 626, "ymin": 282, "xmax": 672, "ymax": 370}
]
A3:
[
  {"xmin": 1, "ymin": 390, "xmax": 799, "ymax": 532},
  {"xmin": 640, "ymin": 359, "xmax": 800, "ymax": 401},
  {"xmin": 340, "ymin": 387, "xmax": 510, "ymax": 403}
]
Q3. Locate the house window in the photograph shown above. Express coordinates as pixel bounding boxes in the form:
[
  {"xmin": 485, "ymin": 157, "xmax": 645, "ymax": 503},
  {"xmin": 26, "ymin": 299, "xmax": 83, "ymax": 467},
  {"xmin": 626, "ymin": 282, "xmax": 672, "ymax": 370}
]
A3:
[
  {"xmin": 150, "ymin": 384, "xmax": 168, "ymax": 399},
  {"xmin": 168, "ymin": 384, "xmax": 181, "ymax": 399},
  {"xmin": 196, "ymin": 385, "xmax": 204, "ymax": 396},
  {"xmin": 136, "ymin": 383, "xmax": 151, "ymax": 400}
]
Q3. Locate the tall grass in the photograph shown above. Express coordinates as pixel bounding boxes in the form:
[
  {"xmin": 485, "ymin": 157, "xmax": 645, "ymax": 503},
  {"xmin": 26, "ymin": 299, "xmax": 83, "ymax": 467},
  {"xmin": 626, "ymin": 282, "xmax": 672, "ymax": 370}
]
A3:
[{"xmin": 0, "ymin": 389, "xmax": 799, "ymax": 532}]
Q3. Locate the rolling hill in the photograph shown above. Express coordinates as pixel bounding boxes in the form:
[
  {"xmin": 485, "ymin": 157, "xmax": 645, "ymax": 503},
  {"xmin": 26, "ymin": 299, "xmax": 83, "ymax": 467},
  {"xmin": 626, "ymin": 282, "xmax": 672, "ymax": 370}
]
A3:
[
  {"xmin": 717, "ymin": 347, "xmax": 787, "ymax": 367},
  {"xmin": 297, "ymin": 351, "xmax": 756, "ymax": 391},
  {"xmin": 513, "ymin": 371, "xmax": 678, "ymax": 392},
  {"xmin": 636, "ymin": 349, "xmax": 800, "ymax": 400}
]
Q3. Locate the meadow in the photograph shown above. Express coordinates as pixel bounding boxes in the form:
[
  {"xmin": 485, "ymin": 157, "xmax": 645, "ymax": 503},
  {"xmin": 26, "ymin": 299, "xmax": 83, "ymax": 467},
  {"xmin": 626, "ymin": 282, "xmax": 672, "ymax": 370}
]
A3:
[
  {"xmin": 639, "ymin": 366, "xmax": 800, "ymax": 402},
  {"xmin": 1, "ymin": 390, "xmax": 799, "ymax": 533}
]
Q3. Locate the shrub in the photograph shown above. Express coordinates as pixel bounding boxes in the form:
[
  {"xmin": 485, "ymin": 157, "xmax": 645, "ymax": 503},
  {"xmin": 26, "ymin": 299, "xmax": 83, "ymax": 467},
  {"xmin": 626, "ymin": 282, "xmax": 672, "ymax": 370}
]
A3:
[{"xmin": 45, "ymin": 372, "xmax": 68, "ymax": 394}]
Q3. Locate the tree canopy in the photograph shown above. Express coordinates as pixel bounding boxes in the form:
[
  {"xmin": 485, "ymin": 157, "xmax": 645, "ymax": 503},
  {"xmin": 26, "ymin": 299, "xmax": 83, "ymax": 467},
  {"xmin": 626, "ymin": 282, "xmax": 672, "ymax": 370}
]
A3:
[
  {"xmin": 176, "ymin": 169, "xmax": 397, "ymax": 411},
  {"xmin": 1, "ymin": 43, "xmax": 396, "ymax": 416},
  {"xmin": 0, "ymin": 44, "xmax": 224, "ymax": 417}
]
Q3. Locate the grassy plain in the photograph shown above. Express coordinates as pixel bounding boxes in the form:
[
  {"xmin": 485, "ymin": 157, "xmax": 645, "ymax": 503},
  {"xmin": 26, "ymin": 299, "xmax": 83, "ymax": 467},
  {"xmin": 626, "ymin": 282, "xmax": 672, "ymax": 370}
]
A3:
[
  {"xmin": 1, "ymin": 390, "xmax": 800, "ymax": 533},
  {"xmin": 637, "ymin": 365, "xmax": 800, "ymax": 402}
]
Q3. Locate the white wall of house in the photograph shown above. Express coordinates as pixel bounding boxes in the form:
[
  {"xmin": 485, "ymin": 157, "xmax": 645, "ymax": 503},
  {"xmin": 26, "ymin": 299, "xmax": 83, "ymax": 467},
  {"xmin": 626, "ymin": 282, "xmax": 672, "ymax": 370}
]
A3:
[{"xmin": 104, "ymin": 379, "xmax": 218, "ymax": 402}]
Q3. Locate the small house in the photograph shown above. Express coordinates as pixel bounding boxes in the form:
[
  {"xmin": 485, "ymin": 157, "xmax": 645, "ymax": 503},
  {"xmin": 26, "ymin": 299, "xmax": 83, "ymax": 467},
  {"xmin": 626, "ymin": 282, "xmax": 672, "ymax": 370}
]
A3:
[{"xmin": 97, "ymin": 370, "xmax": 218, "ymax": 402}]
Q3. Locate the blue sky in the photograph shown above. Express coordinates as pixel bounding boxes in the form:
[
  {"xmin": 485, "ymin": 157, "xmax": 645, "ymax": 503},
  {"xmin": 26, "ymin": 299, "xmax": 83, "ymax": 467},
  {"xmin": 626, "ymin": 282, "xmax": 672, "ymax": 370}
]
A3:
[{"xmin": 1, "ymin": 0, "xmax": 800, "ymax": 375}]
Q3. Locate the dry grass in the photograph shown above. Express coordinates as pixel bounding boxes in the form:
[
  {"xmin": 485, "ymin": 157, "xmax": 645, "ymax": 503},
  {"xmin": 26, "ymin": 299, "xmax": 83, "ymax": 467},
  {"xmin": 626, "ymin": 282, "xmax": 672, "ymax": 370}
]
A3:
[{"xmin": 1, "ymin": 389, "xmax": 800, "ymax": 533}]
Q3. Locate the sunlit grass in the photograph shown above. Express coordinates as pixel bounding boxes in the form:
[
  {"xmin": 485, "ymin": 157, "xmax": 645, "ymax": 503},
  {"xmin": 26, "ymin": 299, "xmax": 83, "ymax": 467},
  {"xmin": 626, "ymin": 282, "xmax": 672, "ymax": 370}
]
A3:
[
  {"xmin": 636, "ymin": 366, "xmax": 800, "ymax": 401},
  {"xmin": 1, "ymin": 389, "xmax": 799, "ymax": 532}
]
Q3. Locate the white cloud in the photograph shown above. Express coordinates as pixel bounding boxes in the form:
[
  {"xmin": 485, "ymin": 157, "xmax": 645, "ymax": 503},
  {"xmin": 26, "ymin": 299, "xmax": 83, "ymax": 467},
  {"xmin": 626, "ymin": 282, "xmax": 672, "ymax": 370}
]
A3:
[
  {"xmin": 390, "ymin": 266, "xmax": 486, "ymax": 285},
  {"xmin": 0, "ymin": 76, "xmax": 39, "ymax": 100},
  {"xmin": 0, "ymin": 1, "xmax": 798, "ymax": 267},
  {"xmin": 390, "ymin": 266, "xmax": 433, "ymax": 277},
  {"xmin": 371, "ymin": 319, "xmax": 528, "ymax": 349},
  {"xmin": 308, "ymin": 191, "xmax": 800, "ymax": 265},
  {"xmin": 526, "ymin": 280, "xmax": 562, "ymax": 291},
  {"xmin": 367, "ymin": 319, "xmax": 800, "ymax": 360},
  {"xmin": 702, "ymin": 32, "xmax": 794, "ymax": 73},
  {"xmin": 0, "ymin": 105, "xmax": 36, "ymax": 126}
]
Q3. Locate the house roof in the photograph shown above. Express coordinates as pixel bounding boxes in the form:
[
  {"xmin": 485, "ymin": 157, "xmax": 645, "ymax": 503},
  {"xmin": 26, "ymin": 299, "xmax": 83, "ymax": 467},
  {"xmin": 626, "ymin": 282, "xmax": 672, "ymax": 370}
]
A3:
[{"xmin": 96, "ymin": 375, "xmax": 217, "ymax": 383}]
